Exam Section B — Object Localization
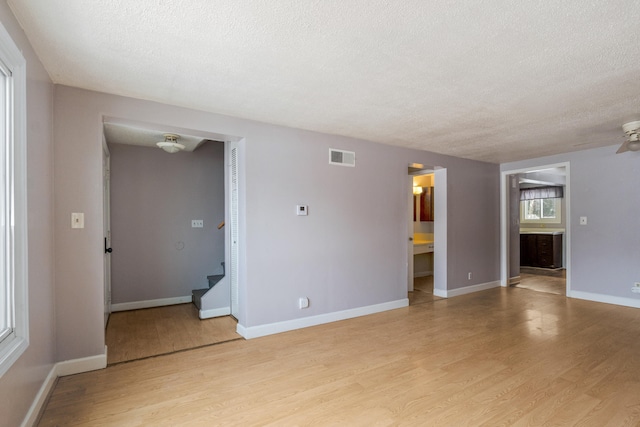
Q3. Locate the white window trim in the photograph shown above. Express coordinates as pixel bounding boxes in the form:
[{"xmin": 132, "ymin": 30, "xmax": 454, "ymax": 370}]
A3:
[
  {"xmin": 520, "ymin": 198, "xmax": 562, "ymax": 225},
  {"xmin": 0, "ymin": 20, "xmax": 28, "ymax": 379}
]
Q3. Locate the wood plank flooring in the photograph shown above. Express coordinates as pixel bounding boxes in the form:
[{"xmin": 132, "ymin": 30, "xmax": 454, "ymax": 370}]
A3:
[
  {"xmin": 515, "ymin": 271, "xmax": 566, "ymax": 295},
  {"xmin": 105, "ymin": 304, "xmax": 241, "ymax": 365},
  {"xmin": 39, "ymin": 287, "xmax": 640, "ymax": 426},
  {"xmin": 409, "ymin": 275, "xmax": 443, "ymax": 305}
]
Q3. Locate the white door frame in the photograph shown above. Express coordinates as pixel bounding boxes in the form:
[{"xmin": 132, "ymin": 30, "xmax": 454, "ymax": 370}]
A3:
[
  {"xmin": 227, "ymin": 140, "xmax": 241, "ymax": 319},
  {"xmin": 102, "ymin": 139, "xmax": 112, "ymax": 327},
  {"xmin": 407, "ymin": 166, "xmax": 446, "ymax": 297},
  {"xmin": 500, "ymin": 161, "xmax": 571, "ymax": 294}
]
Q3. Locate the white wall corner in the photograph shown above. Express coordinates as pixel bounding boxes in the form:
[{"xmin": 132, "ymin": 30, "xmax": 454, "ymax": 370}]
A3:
[
  {"xmin": 199, "ymin": 306, "xmax": 231, "ymax": 319},
  {"xmin": 433, "ymin": 288, "xmax": 447, "ymax": 298},
  {"xmin": 236, "ymin": 299, "xmax": 409, "ymax": 339}
]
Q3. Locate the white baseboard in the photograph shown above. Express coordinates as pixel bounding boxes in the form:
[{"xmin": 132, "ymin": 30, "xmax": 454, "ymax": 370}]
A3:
[
  {"xmin": 199, "ymin": 306, "xmax": 231, "ymax": 319},
  {"xmin": 56, "ymin": 348, "xmax": 107, "ymax": 377},
  {"xmin": 20, "ymin": 366, "xmax": 57, "ymax": 427},
  {"xmin": 111, "ymin": 295, "xmax": 192, "ymax": 312},
  {"xmin": 237, "ymin": 298, "xmax": 409, "ymax": 339},
  {"xmin": 508, "ymin": 276, "xmax": 521, "ymax": 286},
  {"xmin": 434, "ymin": 280, "xmax": 501, "ymax": 298},
  {"xmin": 569, "ymin": 290, "xmax": 640, "ymax": 309},
  {"xmin": 21, "ymin": 346, "xmax": 107, "ymax": 427},
  {"xmin": 433, "ymin": 288, "xmax": 447, "ymax": 298}
]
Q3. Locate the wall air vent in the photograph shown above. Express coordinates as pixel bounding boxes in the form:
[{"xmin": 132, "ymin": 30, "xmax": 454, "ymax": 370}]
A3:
[{"xmin": 329, "ymin": 148, "xmax": 356, "ymax": 167}]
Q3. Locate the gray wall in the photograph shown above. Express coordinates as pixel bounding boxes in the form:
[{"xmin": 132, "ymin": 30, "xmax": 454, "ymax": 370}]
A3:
[
  {"xmin": 53, "ymin": 85, "xmax": 500, "ymax": 360},
  {"xmin": 502, "ymin": 146, "xmax": 640, "ymax": 300},
  {"xmin": 0, "ymin": 6, "xmax": 56, "ymax": 426},
  {"xmin": 109, "ymin": 142, "xmax": 225, "ymax": 304}
]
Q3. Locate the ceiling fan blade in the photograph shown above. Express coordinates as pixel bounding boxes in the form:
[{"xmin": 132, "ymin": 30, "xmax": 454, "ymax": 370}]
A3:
[{"xmin": 616, "ymin": 140, "xmax": 630, "ymax": 154}]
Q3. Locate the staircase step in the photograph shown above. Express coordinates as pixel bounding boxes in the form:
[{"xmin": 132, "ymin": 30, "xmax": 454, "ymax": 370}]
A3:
[
  {"xmin": 192, "ymin": 288, "xmax": 208, "ymax": 310},
  {"xmin": 207, "ymin": 274, "xmax": 224, "ymax": 288}
]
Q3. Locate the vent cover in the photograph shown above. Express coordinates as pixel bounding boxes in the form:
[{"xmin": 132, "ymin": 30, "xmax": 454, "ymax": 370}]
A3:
[{"xmin": 329, "ymin": 148, "xmax": 356, "ymax": 167}]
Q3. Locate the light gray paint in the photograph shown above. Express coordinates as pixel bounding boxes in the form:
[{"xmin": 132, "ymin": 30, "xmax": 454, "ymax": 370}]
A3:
[
  {"xmin": 108, "ymin": 142, "xmax": 225, "ymax": 304},
  {"xmin": 53, "ymin": 85, "xmax": 500, "ymax": 360},
  {"xmin": 0, "ymin": 6, "xmax": 56, "ymax": 427},
  {"xmin": 502, "ymin": 146, "xmax": 640, "ymax": 299}
]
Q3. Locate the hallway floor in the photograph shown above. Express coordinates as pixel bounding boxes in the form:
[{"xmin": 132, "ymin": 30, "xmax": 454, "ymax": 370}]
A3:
[
  {"xmin": 105, "ymin": 304, "xmax": 242, "ymax": 365},
  {"xmin": 409, "ymin": 275, "xmax": 443, "ymax": 305},
  {"xmin": 514, "ymin": 268, "xmax": 566, "ymax": 295}
]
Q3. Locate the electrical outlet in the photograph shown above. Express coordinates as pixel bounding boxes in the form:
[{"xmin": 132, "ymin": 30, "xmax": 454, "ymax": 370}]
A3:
[
  {"xmin": 191, "ymin": 220, "xmax": 203, "ymax": 228},
  {"xmin": 468, "ymin": 272, "xmax": 472, "ymax": 280},
  {"xmin": 298, "ymin": 297, "xmax": 309, "ymax": 309},
  {"xmin": 632, "ymin": 283, "xmax": 640, "ymax": 294}
]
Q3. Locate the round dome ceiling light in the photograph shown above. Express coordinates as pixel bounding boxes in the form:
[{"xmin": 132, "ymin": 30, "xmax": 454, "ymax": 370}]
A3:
[{"xmin": 156, "ymin": 134, "xmax": 185, "ymax": 154}]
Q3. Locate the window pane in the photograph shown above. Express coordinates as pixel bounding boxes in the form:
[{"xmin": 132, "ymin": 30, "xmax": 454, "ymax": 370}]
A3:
[
  {"xmin": 542, "ymin": 198, "xmax": 556, "ymax": 219},
  {"xmin": 523, "ymin": 199, "xmax": 541, "ymax": 219}
]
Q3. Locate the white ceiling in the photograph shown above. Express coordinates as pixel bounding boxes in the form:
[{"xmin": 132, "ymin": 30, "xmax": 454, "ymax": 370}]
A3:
[
  {"xmin": 103, "ymin": 122, "xmax": 207, "ymax": 152},
  {"xmin": 8, "ymin": 1, "xmax": 640, "ymax": 163}
]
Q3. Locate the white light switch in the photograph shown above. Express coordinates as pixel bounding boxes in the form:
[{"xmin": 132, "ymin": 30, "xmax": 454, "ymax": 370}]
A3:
[
  {"xmin": 71, "ymin": 212, "xmax": 84, "ymax": 229},
  {"xmin": 192, "ymin": 220, "xmax": 204, "ymax": 228},
  {"xmin": 579, "ymin": 216, "xmax": 587, "ymax": 225}
]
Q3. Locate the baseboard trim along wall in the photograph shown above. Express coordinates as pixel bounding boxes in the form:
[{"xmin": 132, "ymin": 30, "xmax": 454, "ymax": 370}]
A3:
[
  {"xmin": 570, "ymin": 290, "xmax": 640, "ymax": 309},
  {"xmin": 199, "ymin": 306, "xmax": 231, "ymax": 319},
  {"xmin": 236, "ymin": 298, "xmax": 409, "ymax": 339},
  {"xmin": 21, "ymin": 366, "xmax": 57, "ymax": 427},
  {"xmin": 434, "ymin": 280, "xmax": 501, "ymax": 298},
  {"xmin": 21, "ymin": 347, "xmax": 107, "ymax": 427},
  {"xmin": 111, "ymin": 295, "xmax": 192, "ymax": 312}
]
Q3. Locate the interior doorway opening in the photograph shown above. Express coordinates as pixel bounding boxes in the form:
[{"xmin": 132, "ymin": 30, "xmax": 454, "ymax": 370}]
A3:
[
  {"xmin": 407, "ymin": 164, "xmax": 441, "ymax": 305},
  {"xmin": 101, "ymin": 117, "xmax": 244, "ymax": 363},
  {"xmin": 501, "ymin": 163, "xmax": 570, "ymax": 296}
]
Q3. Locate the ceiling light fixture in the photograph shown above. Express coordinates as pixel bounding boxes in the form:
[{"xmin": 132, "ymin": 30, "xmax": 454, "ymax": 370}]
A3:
[
  {"xmin": 627, "ymin": 133, "xmax": 640, "ymax": 152},
  {"xmin": 156, "ymin": 134, "xmax": 184, "ymax": 154}
]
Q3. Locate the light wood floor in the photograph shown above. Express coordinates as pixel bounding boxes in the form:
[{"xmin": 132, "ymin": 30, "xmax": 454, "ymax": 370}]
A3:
[
  {"xmin": 515, "ymin": 270, "xmax": 566, "ymax": 295},
  {"xmin": 409, "ymin": 275, "xmax": 443, "ymax": 305},
  {"xmin": 105, "ymin": 304, "xmax": 242, "ymax": 365},
  {"xmin": 39, "ymin": 287, "xmax": 640, "ymax": 426}
]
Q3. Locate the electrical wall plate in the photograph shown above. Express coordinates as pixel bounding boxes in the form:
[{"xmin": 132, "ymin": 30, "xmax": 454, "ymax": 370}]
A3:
[
  {"xmin": 71, "ymin": 212, "xmax": 84, "ymax": 229},
  {"xmin": 296, "ymin": 205, "xmax": 308, "ymax": 216}
]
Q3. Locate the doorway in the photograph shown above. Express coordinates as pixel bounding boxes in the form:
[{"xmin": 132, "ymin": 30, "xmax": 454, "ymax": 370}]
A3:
[
  {"xmin": 408, "ymin": 164, "xmax": 444, "ymax": 305},
  {"xmin": 101, "ymin": 118, "xmax": 245, "ymax": 360},
  {"xmin": 501, "ymin": 163, "xmax": 570, "ymax": 295}
]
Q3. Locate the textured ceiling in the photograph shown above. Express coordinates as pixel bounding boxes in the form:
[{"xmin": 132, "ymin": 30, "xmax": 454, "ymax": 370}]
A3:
[{"xmin": 8, "ymin": 1, "xmax": 640, "ymax": 163}]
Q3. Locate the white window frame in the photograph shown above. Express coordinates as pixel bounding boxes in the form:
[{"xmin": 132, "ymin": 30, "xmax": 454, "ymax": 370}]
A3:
[
  {"xmin": 520, "ymin": 198, "xmax": 562, "ymax": 225},
  {"xmin": 0, "ymin": 20, "xmax": 28, "ymax": 379}
]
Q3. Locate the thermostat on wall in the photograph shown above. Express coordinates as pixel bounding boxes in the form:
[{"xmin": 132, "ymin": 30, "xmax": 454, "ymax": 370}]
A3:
[{"xmin": 296, "ymin": 205, "xmax": 308, "ymax": 216}]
